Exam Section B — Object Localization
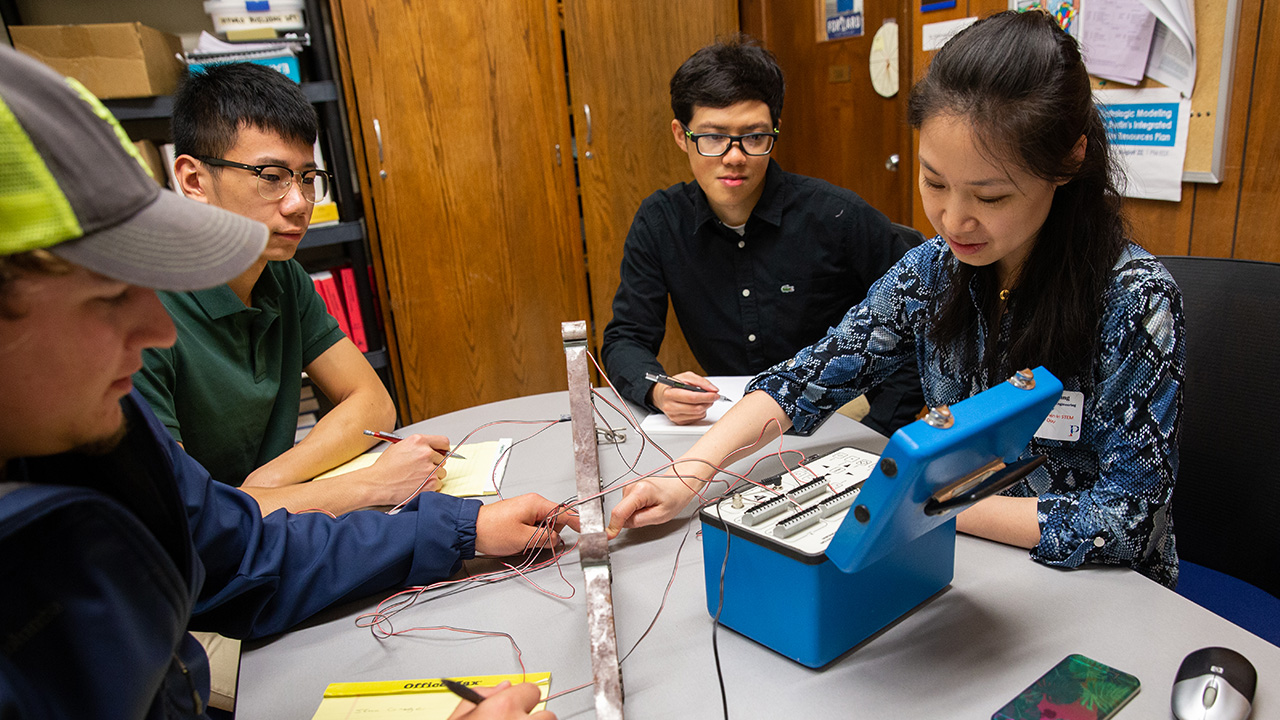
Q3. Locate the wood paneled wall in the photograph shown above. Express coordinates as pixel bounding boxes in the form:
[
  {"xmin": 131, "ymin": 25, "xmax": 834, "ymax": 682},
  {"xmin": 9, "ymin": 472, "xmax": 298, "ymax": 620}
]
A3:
[{"xmin": 908, "ymin": 0, "xmax": 1280, "ymax": 261}]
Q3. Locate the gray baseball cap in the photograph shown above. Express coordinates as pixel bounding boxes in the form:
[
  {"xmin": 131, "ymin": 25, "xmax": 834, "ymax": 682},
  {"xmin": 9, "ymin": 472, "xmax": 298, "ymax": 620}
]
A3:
[{"xmin": 0, "ymin": 45, "xmax": 266, "ymax": 290}]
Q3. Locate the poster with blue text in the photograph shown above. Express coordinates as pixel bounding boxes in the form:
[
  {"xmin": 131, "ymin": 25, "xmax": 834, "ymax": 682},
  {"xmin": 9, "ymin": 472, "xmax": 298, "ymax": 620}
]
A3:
[
  {"xmin": 1096, "ymin": 87, "xmax": 1190, "ymax": 201},
  {"xmin": 824, "ymin": 0, "xmax": 864, "ymax": 40}
]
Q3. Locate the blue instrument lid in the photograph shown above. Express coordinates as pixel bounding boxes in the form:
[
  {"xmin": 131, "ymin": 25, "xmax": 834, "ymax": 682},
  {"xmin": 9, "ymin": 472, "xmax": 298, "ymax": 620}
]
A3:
[{"xmin": 825, "ymin": 367, "xmax": 1063, "ymax": 574}]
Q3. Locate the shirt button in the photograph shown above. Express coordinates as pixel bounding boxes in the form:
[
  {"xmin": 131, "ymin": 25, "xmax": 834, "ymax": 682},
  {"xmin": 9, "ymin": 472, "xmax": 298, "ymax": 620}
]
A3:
[
  {"xmin": 738, "ymin": 240, "xmax": 745, "ymax": 248},
  {"xmin": 748, "ymin": 334, "xmax": 757, "ymax": 342},
  {"xmin": 742, "ymin": 289, "xmax": 751, "ymax": 297},
  {"xmin": 1092, "ymin": 536, "xmax": 1105, "ymax": 548}
]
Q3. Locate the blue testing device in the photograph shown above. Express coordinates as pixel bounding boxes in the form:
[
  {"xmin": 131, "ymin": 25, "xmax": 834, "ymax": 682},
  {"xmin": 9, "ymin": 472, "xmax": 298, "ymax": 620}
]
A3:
[{"xmin": 699, "ymin": 367, "xmax": 1063, "ymax": 667}]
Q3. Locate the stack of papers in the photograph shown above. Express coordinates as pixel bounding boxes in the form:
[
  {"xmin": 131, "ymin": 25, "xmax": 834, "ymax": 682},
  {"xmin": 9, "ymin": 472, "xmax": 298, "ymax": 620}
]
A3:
[
  {"xmin": 313, "ymin": 438, "xmax": 512, "ymax": 497},
  {"xmin": 184, "ymin": 31, "xmax": 303, "ymax": 83}
]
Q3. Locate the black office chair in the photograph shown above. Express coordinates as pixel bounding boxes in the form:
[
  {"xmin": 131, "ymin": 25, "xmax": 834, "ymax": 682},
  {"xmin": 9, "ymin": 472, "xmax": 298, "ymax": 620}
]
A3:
[
  {"xmin": 891, "ymin": 222, "xmax": 928, "ymax": 249},
  {"xmin": 1159, "ymin": 255, "xmax": 1280, "ymax": 646}
]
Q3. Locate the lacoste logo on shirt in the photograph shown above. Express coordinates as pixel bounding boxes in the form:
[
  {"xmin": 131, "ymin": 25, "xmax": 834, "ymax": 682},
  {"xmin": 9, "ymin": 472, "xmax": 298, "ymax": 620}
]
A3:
[{"xmin": 781, "ymin": 284, "xmax": 795, "ymax": 293}]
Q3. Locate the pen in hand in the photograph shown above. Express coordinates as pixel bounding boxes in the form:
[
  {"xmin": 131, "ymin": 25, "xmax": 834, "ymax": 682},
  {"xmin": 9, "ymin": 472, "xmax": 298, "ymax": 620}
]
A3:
[
  {"xmin": 362, "ymin": 429, "xmax": 466, "ymax": 459},
  {"xmin": 645, "ymin": 373, "xmax": 731, "ymax": 401},
  {"xmin": 441, "ymin": 678, "xmax": 487, "ymax": 706}
]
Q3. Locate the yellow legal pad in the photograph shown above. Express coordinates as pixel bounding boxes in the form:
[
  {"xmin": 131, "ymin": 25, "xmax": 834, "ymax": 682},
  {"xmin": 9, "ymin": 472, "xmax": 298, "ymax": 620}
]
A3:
[
  {"xmin": 311, "ymin": 673, "xmax": 550, "ymax": 719},
  {"xmin": 312, "ymin": 438, "xmax": 512, "ymax": 497}
]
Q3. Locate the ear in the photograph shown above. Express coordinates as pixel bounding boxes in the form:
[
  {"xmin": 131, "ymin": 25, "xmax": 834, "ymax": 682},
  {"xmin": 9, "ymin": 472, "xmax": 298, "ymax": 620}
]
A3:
[
  {"xmin": 173, "ymin": 155, "xmax": 213, "ymax": 204},
  {"xmin": 1058, "ymin": 134, "xmax": 1087, "ymax": 186},
  {"xmin": 671, "ymin": 118, "xmax": 689, "ymax": 152}
]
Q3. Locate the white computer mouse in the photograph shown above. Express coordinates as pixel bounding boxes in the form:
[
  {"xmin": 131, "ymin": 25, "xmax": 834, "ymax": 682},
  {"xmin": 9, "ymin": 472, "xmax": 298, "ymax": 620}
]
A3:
[{"xmin": 1171, "ymin": 647, "xmax": 1257, "ymax": 720}]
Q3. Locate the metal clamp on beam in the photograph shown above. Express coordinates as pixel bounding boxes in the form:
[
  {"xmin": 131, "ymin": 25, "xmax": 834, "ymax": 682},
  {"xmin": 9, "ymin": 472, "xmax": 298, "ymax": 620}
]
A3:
[{"xmin": 596, "ymin": 426, "xmax": 626, "ymax": 445}]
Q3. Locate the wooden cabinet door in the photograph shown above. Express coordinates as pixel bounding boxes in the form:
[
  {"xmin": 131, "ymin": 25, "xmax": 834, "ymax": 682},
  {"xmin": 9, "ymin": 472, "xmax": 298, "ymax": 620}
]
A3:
[
  {"xmin": 336, "ymin": 1, "xmax": 589, "ymax": 419},
  {"xmin": 563, "ymin": 0, "xmax": 738, "ymax": 378},
  {"xmin": 744, "ymin": 0, "xmax": 913, "ymax": 225}
]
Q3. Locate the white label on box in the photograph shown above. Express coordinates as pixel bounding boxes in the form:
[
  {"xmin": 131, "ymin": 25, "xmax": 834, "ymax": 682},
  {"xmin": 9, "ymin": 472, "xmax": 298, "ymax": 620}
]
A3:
[
  {"xmin": 214, "ymin": 11, "xmax": 303, "ymax": 30},
  {"xmin": 1034, "ymin": 391, "xmax": 1084, "ymax": 442}
]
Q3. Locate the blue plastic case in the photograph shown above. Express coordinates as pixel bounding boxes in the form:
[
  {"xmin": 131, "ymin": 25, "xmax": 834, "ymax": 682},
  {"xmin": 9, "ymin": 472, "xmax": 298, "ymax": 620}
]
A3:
[{"xmin": 700, "ymin": 367, "xmax": 1063, "ymax": 667}]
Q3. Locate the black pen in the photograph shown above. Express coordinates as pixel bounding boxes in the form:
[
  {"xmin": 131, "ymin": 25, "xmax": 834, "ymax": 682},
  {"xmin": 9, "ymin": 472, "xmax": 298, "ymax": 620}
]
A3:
[
  {"xmin": 441, "ymin": 678, "xmax": 487, "ymax": 706},
  {"xmin": 362, "ymin": 430, "xmax": 466, "ymax": 459},
  {"xmin": 645, "ymin": 372, "xmax": 730, "ymax": 401},
  {"xmin": 645, "ymin": 372, "xmax": 710, "ymax": 393}
]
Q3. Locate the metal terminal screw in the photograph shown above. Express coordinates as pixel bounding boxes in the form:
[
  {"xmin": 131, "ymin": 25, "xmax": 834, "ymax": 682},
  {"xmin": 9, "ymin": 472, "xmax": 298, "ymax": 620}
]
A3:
[
  {"xmin": 1009, "ymin": 368, "xmax": 1036, "ymax": 390},
  {"xmin": 731, "ymin": 493, "xmax": 744, "ymax": 509},
  {"xmin": 923, "ymin": 405, "xmax": 954, "ymax": 429},
  {"xmin": 879, "ymin": 457, "xmax": 898, "ymax": 477}
]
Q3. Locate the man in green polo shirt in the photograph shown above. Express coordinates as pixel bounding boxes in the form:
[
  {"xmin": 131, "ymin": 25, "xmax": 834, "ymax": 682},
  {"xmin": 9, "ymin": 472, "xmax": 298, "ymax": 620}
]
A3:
[{"xmin": 134, "ymin": 63, "xmax": 445, "ymax": 516}]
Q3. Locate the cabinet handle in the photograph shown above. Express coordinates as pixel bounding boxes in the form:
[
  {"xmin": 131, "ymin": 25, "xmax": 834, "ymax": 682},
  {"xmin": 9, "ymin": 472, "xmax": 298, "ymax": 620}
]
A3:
[
  {"xmin": 583, "ymin": 104, "xmax": 593, "ymax": 145},
  {"xmin": 373, "ymin": 118, "xmax": 387, "ymax": 179}
]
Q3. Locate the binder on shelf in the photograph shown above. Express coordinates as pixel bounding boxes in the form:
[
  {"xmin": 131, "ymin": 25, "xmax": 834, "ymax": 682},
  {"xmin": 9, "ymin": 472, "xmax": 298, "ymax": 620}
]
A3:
[
  {"xmin": 335, "ymin": 266, "xmax": 369, "ymax": 352},
  {"xmin": 308, "ymin": 138, "xmax": 339, "ymax": 226},
  {"xmin": 310, "ymin": 270, "xmax": 351, "ymax": 339},
  {"xmin": 367, "ymin": 265, "xmax": 385, "ymax": 334}
]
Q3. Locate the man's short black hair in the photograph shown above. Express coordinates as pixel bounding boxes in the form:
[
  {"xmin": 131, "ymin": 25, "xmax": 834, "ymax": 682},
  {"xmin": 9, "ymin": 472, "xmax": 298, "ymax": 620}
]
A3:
[
  {"xmin": 670, "ymin": 34, "xmax": 785, "ymax": 127},
  {"xmin": 171, "ymin": 63, "xmax": 317, "ymax": 159}
]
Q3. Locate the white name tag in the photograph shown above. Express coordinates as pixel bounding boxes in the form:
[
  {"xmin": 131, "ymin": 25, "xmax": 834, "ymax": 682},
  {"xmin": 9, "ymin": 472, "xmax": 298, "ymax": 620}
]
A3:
[{"xmin": 1034, "ymin": 390, "xmax": 1084, "ymax": 442}]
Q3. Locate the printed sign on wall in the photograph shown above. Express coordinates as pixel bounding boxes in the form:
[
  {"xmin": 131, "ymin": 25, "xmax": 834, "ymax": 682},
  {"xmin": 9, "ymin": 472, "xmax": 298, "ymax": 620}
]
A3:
[{"xmin": 823, "ymin": 0, "xmax": 865, "ymax": 40}]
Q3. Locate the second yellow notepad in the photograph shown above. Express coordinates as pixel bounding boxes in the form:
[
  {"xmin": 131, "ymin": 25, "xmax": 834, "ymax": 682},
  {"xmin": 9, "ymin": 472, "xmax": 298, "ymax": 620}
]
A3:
[{"xmin": 311, "ymin": 672, "xmax": 550, "ymax": 719}]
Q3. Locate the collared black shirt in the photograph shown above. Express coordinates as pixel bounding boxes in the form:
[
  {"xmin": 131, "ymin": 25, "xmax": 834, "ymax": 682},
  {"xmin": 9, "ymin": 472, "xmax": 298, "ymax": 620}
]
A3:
[{"xmin": 601, "ymin": 159, "xmax": 924, "ymax": 435}]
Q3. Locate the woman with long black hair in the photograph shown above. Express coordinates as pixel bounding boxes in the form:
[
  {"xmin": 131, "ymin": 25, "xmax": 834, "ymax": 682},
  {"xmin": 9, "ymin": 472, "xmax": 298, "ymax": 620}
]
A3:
[{"xmin": 607, "ymin": 10, "xmax": 1185, "ymax": 588}]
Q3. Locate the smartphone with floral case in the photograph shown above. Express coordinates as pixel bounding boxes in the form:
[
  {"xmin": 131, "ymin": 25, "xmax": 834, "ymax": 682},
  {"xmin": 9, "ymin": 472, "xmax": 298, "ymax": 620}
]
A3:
[{"xmin": 992, "ymin": 654, "xmax": 1140, "ymax": 720}]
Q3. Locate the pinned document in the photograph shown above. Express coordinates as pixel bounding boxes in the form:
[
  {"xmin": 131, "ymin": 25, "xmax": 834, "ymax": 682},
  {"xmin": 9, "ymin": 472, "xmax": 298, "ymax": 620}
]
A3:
[{"xmin": 1097, "ymin": 87, "xmax": 1191, "ymax": 201}]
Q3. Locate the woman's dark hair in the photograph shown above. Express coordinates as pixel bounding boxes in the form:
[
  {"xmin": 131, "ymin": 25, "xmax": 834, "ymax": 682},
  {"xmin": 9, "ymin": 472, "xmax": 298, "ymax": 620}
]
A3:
[
  {"xmin": 908, "ymin": 10, "xmax": 1128, "ymax": 384},
  {"xmin": 670, "ymin": 34, "xmax": 785, "ymax": 127},
  {"xmin": 171, "ymin": 62, "xmax": 317, "ymax": 161}
]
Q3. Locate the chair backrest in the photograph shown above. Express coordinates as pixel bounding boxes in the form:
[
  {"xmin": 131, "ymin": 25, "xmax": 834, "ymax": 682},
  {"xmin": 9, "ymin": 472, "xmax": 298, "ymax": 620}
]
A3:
[
  {"xmin": 891, "ymin": 222, "xmax": 927, "ymax": 250},
  {"xmin": 1159, "ymin": 256, "xmax": 1280, "ymax": 598}
]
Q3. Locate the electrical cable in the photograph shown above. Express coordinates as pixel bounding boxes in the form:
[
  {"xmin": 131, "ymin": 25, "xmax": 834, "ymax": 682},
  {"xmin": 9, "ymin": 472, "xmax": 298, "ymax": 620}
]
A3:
[{"xmin": 711, "ymin": 498, "xmax": 732, "ymax": 720}]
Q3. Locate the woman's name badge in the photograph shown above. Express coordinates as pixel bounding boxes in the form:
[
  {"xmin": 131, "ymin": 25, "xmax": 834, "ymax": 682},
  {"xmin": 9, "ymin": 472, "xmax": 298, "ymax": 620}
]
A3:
[{"xmin": 1034, "ymin": 391, "xmax": 1084, "ymax": 442}]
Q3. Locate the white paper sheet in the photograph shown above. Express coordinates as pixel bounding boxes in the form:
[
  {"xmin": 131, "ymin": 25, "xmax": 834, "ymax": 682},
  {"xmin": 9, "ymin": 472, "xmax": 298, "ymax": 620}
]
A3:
[
  {"xmin": 638, "ymin": 376, "xmax": 752, "ymax": 435},
  {"xmin": 1082, "ymin": 0, "xmax": 1157, "ymax": 85},
  {"xmin": 1140, "ymin": 0, "xmax": 1197, "ymax": 96},
  {"xmin": 1097, "ymin": 87, "xmax": 1191, "ymax": 201},
  {"xmin": 921, "ymin": 17, "xmax": 977, "ymax": 52}
]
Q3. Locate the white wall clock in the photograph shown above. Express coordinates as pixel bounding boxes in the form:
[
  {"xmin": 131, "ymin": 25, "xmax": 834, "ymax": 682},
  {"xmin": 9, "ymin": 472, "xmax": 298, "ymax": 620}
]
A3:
[{"xmin": 869, "ymin": 21, "xmax": 900, "ymax": 98}]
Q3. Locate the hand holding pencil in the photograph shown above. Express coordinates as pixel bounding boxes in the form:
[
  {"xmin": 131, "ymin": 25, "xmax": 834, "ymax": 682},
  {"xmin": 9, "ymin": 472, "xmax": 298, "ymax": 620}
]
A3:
[{"xmin": 364, "ymin": 429, "xmax": 465, "ymax": 459}]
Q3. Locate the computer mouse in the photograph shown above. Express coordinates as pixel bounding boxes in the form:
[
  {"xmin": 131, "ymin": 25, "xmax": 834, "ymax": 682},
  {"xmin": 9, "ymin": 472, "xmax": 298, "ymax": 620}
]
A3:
[{"xmin": 1171, "ymin": 646, "xmax": 1257, "ymax": 720}]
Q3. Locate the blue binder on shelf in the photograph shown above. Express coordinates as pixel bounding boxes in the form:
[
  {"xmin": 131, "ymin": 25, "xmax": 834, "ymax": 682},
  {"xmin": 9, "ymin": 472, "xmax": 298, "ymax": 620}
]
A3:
[{"xmin": 699, "ymin": 367, "xmax": 1063, "ymax": 667}]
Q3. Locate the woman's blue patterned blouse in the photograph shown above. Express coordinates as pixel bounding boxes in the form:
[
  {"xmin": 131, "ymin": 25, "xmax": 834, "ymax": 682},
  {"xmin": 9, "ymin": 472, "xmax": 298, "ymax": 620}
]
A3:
[{"xmin": 747, "ymin": 237, "xmax": 1184, "ymax": 587}]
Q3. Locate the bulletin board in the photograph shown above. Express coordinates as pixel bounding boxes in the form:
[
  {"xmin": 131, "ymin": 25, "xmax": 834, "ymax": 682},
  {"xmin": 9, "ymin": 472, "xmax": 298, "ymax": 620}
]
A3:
[
  {"xmin": 1080, "ymin": 0, "xmax": 1243, "ymax": 183},
  {"xmin": 1174, "ymin": 0, "xmax": 1242, "ymax": 182}
]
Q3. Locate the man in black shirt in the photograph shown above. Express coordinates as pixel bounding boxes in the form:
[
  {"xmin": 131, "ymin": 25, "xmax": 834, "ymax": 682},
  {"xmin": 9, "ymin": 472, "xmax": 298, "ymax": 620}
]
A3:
[{"xmin": 601, "ymin": 36, "xmax": 923, "ymax": 435}]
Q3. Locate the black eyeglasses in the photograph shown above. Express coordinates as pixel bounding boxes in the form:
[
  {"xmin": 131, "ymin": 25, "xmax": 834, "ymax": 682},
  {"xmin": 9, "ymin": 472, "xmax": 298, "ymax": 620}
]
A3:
[
  {"xmin": 681, "ymin": 124, "xmax": 779, "ymax": 157},
  {"xmin": 196, "ymin": 156, "xmax": 331, "ymax": 203}
]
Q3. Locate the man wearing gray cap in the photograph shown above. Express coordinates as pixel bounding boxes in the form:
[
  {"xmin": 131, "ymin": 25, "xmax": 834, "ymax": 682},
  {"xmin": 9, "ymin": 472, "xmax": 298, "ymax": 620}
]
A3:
[{"xmin": 0, "ymin": 46, "xmax": 562, "ymax": 720}]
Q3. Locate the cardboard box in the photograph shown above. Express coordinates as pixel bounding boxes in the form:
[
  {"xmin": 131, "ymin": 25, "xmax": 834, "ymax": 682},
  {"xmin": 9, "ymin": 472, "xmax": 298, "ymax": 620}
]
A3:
[{"xmin": 11, "ymin": 23, "xmax": 185, "ymax": 99}]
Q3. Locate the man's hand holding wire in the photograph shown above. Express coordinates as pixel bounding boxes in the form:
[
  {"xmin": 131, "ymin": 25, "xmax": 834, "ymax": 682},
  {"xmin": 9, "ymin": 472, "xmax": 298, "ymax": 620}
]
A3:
[
  {"xmin": 606, "ymin": 463, "xmax": 708, "ymax": 537},
  {"xmin": 475, "ymin": 494, "xmax": 580, "ymax": 557}
]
